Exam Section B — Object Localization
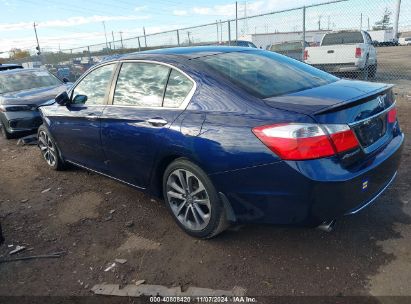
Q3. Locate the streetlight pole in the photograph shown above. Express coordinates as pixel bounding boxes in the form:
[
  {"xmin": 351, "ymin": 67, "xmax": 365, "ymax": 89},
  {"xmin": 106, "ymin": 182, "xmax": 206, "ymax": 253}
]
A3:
[{"xmin": 33, "ymin": 22, "xmax": 41, "ymax": 55}]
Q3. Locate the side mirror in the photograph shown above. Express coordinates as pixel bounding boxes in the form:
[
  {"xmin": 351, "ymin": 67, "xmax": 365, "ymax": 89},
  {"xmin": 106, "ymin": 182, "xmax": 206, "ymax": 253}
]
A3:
[
  {"xmin": 62, "ymin": 77, "xmax": 69, "ymax": 83},
  {"xmin": 55, "ymin": 91, "xmax": 70, "ymax": 106},
  {"xmin": 72, "ymin": 94, "xmax": 88, "ymax": 104}
]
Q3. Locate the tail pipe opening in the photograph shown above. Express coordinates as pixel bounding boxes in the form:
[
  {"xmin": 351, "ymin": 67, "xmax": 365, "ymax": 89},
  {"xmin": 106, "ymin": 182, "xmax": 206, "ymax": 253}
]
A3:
[{"xmin": 317, "ymin": 220, "xmax": 336, "ymax": 232}]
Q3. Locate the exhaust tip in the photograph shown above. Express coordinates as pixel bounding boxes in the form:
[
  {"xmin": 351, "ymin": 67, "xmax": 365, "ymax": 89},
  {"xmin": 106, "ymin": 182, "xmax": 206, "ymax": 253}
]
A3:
[{"xmin": 317, "ymin": 220, "xmax": 336, "ymax": 232}]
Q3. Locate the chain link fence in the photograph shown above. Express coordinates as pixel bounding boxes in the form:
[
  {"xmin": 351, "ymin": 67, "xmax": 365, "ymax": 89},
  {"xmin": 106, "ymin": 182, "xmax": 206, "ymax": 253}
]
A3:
[{"xmin": 5, "ymin": 0, "xmax": 411, "ymax": 93}]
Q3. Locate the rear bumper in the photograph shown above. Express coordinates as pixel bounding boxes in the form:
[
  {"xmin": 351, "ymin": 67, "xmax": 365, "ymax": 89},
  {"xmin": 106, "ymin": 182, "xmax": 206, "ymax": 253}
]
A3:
[
  {"xmin": 210, "ymin": 133, "xmax": 404, "ymax": 226},
  {"xmin": 345, "ymin": 171, "xmax": 397, "ymax": 215},
  {"xmin": 0, "ymin": 111, "xmax": 42, "ymax": 133},
  {"xmin": 312, "ymin": 63, "xmax": 362, "ymax": 73}
]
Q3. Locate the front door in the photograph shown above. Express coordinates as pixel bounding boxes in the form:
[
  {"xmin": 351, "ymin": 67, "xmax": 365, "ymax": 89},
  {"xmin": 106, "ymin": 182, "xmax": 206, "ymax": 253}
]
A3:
[{"xmin": 51, "ymin": 63, "xmax": 116, "ymax": 172}]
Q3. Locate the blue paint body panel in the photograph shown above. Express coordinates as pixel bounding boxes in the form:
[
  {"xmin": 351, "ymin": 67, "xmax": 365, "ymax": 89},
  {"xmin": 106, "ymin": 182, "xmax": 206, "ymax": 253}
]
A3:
[{"xmin": 39, "ymin": 47, "xmax": 404, "ymax": 226}]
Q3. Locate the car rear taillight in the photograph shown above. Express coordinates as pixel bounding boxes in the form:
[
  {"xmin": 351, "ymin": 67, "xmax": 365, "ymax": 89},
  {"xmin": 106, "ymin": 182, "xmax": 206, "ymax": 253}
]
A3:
[
  {"xmin": 303, "ymin": 50, "xmax": 308, "ymax": 60},
  {"xmin": 388, "ymin": 107, "xmax": 397, "ymax": 123},
  {"xmin": 252, "ymin": 123, "xmax": 360, "ymax": 160},
  {"xmin": 355, "ymin": 47, "xmax": 362, "ymax": 58}
]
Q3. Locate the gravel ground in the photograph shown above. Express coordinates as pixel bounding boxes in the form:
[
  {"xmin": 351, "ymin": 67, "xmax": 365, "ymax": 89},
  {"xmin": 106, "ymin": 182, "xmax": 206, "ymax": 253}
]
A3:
[{"xmin": 0, "ymin": 102, "xmax": 410, "ymax": 303}]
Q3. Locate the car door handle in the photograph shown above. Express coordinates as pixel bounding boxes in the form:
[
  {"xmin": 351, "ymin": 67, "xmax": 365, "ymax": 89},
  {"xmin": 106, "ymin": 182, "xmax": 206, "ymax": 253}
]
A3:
[
  {"xmin": 86, "ymin": 114, "xmax": 99, "ymax": 120},
  {"xmin": 147, "ymin": 118, "xmax": 168, "ymax": 127}
]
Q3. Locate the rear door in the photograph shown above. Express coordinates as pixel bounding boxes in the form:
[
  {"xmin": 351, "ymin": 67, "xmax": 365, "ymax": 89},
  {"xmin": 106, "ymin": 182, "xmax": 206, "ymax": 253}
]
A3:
[
  {"xmin": 101, "ymin": 61, "xmax": 195, "ymax": 188},
  {"xmin": 51, "ymin": 63, "xmax": 116, "ymax": 172}
]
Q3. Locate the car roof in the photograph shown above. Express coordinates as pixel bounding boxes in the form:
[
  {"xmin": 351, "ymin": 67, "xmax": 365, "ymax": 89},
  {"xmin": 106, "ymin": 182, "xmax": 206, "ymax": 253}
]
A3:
[
  {"xmin": 0, "ymin": 68, "xmax": 47, "ymax": 75},
  {"xmin": 119, "ymin": 46, "xmax": 257, "ymax": 60},
  {"xmin": 0, "ymin": 63, "xmax": 23, "ymax": 70}
]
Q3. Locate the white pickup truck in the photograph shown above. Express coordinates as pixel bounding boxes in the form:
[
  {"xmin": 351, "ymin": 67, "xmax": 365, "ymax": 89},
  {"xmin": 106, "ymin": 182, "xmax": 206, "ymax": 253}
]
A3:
[{"xmin": 304, "ymin": 30, "xmax": 377, "ymax": 79}]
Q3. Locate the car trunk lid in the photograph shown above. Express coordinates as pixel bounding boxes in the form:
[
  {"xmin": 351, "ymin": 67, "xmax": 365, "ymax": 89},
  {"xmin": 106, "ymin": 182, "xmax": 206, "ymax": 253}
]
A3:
[{"xmin": 263, "ymin": 79, "xmax": 396, "ymax": 155}]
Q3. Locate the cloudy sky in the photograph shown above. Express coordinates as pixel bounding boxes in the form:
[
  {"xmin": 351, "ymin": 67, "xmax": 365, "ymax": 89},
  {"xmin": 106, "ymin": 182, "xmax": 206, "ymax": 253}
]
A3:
[{"xmin": 0, "ymin": 0, "xmax": 410, "ymax": 55}]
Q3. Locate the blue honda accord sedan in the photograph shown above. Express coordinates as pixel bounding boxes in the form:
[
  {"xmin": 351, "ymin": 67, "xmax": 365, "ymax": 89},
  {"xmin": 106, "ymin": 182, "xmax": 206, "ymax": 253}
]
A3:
[{"xmin": 37, "ymin": 46, "xmax": 403, "ymax": 238}]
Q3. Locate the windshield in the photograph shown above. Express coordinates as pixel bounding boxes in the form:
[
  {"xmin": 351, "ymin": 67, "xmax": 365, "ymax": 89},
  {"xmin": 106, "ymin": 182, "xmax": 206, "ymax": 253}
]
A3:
[
  {"xmin": 322, "ymin": 32, "xmax": 364, "ymax": 46},
  {"xmin": 0, "ymin": 70, "xmax": 62, "ymax": 95},
  {"xmin": 198, "ymin": 50, "xmax": 338, "ymax": 98}
]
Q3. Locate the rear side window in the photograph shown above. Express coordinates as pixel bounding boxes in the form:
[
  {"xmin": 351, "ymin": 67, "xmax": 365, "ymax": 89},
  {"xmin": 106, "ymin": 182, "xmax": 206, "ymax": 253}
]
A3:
[
  {"xmin": 199, "ymin": 51, "xmax": 337, "ymax": 98},
  {"xmin": 114, "ymin": 62, "xmax": 170, "ymax": 107},
  {"xmin": 322, "ymin": 32, "xmax": 364, "ymax": 46},
  {"xmin": 163, "ymin": 70, "xmax": 194, "ymax": 108}
]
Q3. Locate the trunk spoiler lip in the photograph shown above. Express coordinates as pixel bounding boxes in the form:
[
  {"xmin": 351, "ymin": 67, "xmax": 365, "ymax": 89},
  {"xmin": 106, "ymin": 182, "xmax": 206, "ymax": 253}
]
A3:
[
  {"xmin": 347, "ymin": 101, "xmax": 396, "ymax": 127},
  {"xmin": 312, "ymin": 83, "xmax": 394, "ymax": 115}
]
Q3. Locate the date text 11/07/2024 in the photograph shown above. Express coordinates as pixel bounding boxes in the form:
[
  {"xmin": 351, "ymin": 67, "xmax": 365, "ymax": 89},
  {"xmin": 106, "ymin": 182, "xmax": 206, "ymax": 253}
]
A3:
[{"xmin": 149, "ymin": 296, "xmax": 257, "ymax": 302}]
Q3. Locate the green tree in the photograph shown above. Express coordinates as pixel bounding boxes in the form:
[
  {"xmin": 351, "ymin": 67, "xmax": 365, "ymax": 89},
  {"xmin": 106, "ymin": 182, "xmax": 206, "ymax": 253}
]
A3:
[{"xmin": 10, "ymin": 48, "xmax": 30, "ymax": 60}]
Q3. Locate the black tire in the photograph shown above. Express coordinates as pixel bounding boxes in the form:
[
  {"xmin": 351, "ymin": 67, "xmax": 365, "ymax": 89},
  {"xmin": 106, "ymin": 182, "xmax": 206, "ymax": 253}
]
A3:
[
  {"xmin": 361, "ymin": 56, "xmax": 370, "ymax": 80},
  {"xmin": 37, "ymin": 125, "xmax": 66, "ymax": 171},
  {"xmin": 0, "ymin": 121, "xmax": 13, "ymax": 139},
  {"xmin": 163, "ymin": 158, "xmax": 229, "ymax": 239},
  {"xmin": 368, "ymin": 64, "xmax": 377, "ymax": 79}
]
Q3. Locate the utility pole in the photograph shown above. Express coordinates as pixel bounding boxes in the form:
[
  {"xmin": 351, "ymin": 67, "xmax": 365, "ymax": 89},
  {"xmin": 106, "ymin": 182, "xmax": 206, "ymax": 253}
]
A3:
[
  {"xmin": 102, "ymin": 21, "xmax": 109, "ymax": 50},
  {"xmin": 111, "ymin": 31, "xmax": 115, "ymax": 50},
  {"xmin": 119, "ymin": 31, "xmax": 124, "ymax": 49},
  {"xmin": 235, "ymin": 1, "xmax": 238, "ymax": 42},
  {"xmin": 302, "ymin": 6, "xmax": 306, "ymax": 61},
  {"xmin": 367, "ymin": 17, "xmax": 370, "ymax": 31},
  {"xmin": 360, "ymin": 13, "xmax": 363, "ymax": 30},
  {"xmin": 187, "ymin": 31, "xmax": 191, "ymax": 45},
  {"xmin": 318, "ymin": 15, "xmax": 322, "ymax": 30},
  {"xmin": 393, "ymin": 0, "xmax": 401, "ymax": 40},
  {"xmin": 33, "ymin": 22, "xmax": 41, "ymax": 55},
  {"xmin": 143, "ymin": 27, "xmax": 147, "ymax": 48}
]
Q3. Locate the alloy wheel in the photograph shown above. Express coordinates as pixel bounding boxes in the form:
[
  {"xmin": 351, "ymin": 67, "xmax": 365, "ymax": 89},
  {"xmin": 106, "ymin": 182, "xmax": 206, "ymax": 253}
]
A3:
[
  {"xmin": 38, "ymin": 130, "xmax": 57, "ymax": 167},
  {"xmin": 166, "ymin": 169, "xmax": 211, "ymax": 231}
]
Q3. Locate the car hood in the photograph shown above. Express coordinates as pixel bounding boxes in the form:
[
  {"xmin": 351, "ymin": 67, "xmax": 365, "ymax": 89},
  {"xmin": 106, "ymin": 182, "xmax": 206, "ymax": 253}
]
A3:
[
  {"xmin": 263, "ymin": 79, "xmax": 393, "ymax": 115},
  {"xmin": 0, "ymin": 84, "xmax": 69, "ymax": 106}
]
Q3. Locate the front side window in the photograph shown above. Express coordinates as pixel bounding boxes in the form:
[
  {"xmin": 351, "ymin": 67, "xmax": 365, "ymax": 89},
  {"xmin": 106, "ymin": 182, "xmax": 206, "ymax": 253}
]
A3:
[
  {"xmin": 199, "ymin": 50, "xmax": 338, "ymax": 98},
  {"xmin": 0, "ymin": 70, "xmax": 61, "ymax": 95},
  {"xmin": 163, "ymin": 70, "xmax": 194, "ymax": 108},
  {"xmin": 72, "ymin": 64, "xmax": 115, "ymax": 105},
  {"xmin": 114, "ymin": 62, "xmax": 170, "ymax": 107}
]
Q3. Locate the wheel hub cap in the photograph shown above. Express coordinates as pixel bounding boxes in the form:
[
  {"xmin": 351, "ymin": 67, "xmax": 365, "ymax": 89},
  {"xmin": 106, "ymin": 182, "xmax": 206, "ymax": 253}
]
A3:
[
  {"xmin": 38, "ymin": 131, "xmax": 57, "ymax": 167},
  {"xmin": 166, "ymin": 169, "xmax": 211, "ymax": 231}
]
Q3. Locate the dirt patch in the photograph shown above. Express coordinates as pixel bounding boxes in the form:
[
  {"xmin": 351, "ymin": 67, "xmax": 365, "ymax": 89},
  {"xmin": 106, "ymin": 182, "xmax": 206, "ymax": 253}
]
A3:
[
  {"xmin": 117, "ymin": 233, "xmax": 161, "ymax": 252},
  {"xmin": 58, "ymin": 191, "xmax": 103, "ymax": 224}
]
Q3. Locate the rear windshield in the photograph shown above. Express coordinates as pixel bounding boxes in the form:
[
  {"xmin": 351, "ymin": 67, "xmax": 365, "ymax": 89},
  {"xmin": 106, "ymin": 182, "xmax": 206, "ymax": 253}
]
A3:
[
  {"xmin": 0, "ymin": 70, "xmax": 61, "ymax": 94},
  {"xmin": 322, "ymin": 32, "xmax": 364, "ymax": 46},
  {"xmin": 198, "ymin": 50, "xmax": 338, "ymax": 98}
]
